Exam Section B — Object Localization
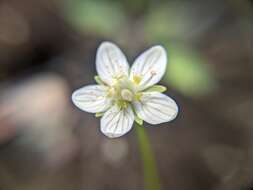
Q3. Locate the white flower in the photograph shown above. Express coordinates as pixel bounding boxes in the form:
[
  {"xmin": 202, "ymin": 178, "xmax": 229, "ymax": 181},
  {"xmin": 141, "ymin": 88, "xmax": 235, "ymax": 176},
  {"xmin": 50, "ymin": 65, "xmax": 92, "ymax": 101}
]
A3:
[{"xmin": 72, "ymin": 42, "xmax": 178, "ymax": 138}]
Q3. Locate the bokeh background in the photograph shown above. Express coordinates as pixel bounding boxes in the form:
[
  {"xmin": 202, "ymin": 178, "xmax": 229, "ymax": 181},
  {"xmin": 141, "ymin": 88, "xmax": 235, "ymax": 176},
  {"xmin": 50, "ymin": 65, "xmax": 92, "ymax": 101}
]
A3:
[{"xmin": 0, "ymin": 0, "xmax": 253, "ymax": 190}]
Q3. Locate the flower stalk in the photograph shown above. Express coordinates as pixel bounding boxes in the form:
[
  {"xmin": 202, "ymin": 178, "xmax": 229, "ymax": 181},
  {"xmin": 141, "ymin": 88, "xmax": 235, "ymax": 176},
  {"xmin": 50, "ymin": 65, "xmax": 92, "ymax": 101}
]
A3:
[{"xmin": 136, "ymin": 124, "xmax": 161, "ymax": 190}]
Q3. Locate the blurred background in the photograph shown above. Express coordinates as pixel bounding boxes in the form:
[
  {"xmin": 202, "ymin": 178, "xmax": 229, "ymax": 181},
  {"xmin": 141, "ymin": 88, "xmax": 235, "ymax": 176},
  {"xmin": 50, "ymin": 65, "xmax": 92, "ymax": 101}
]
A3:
[{"xmin": 0, "ymin": 0, "xmax": 253, "ymax": 189}]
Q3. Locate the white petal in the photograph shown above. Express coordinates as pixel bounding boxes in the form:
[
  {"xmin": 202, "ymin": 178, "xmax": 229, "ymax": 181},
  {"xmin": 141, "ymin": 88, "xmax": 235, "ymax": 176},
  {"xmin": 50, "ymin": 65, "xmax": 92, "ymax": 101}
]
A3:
[
  {"xmin": 101, "ymin": 105, "xmax": 134, "ymax": 138},
  {"xmin": 130, "ymin": 46, "xmax": 167, "ymax": 90},
  {"xmin": 133, "ymin": 92, "xmax": 178, "ymax": 125},
  {"xmin": 96, "ymin": 42, "xmax": 129, "ymax": 85},
  {"xmin": 72, "ymin": 85, "xmax": 112, "ymax": 113}
]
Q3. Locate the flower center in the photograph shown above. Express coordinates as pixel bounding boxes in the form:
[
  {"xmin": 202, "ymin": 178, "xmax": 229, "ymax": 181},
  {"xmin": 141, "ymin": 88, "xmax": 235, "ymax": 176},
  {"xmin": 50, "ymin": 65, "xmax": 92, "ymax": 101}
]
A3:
[
  {"xmin": 121, "ymin": 88, "xmax": 133, "ymax": 102},
  {"xmin": 107, "ymin": 77, "xmax": 141, "ymax": 109}
]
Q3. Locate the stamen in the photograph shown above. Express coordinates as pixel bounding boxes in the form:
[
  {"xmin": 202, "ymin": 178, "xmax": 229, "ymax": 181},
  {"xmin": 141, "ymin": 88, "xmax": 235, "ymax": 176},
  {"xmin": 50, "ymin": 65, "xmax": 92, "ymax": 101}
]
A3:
[{"xmin": 133, "ymin": 75, "xmax": 142, "ymax": 85}]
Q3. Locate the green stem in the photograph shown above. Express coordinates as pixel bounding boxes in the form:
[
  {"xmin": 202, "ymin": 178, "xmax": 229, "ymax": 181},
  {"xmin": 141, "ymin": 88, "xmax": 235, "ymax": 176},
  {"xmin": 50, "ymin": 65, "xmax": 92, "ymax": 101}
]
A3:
[{"xmin": 135, "ymin": 123, "xmax": 162, "ymax": 190}]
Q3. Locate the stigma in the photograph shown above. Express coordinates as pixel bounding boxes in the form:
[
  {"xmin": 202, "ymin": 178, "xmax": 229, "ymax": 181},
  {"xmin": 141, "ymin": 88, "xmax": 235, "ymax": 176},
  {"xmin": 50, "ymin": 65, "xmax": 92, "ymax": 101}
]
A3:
[{"xmin": 121, "ymin": 89, "xmax": 133, "ymax": 102}]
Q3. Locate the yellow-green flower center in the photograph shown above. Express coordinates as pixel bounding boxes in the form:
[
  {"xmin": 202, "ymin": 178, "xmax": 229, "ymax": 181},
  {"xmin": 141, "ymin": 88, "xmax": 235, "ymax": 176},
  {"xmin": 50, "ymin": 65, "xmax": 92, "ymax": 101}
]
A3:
[
  {"xmin": 106, "ymin": 76, "xmax": 141, "ymax": 109},
  {"xmin": 121, "ymin": 88, "xmax": 133, "ymax": 101}
]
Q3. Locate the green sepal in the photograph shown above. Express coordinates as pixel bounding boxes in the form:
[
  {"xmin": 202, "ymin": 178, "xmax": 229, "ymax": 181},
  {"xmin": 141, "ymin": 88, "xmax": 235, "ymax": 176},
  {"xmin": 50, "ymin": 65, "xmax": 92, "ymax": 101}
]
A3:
[
  {"xmin": 130, "ymin": 104, "xmax": 143, "ymax": 126},
  {"xmin": 95, "ymin": 112, "xmax": 104, "ymax": 117},
  {"xmin": 145, "ymin": 85, "xmax": 167, "ymax": 93},
  {"xmin": 94, "ymin": 75, "xmax": 105, "ymax": 85},
  {"xmin": 135, "ymin": 116, "xmax": 143, "ymax": 126}
]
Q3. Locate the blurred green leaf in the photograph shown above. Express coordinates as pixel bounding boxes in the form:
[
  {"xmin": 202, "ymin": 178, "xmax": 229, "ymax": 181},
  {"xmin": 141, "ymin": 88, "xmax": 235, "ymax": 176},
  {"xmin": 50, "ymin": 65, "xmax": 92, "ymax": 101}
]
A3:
[
  {"xmin": 144, "ymin": 3, "xmax": 192, "ymax": 41},
  {"xmin": 111, "ymin": 0, "xmax": 149, "ymax": 15},
  {"xmin": 63, "ymin": 0, "xmax": 126, "ymax": 36},
  {"xmin": 164, "ymin": 44, "xmax": 217, "ymax": 97}
]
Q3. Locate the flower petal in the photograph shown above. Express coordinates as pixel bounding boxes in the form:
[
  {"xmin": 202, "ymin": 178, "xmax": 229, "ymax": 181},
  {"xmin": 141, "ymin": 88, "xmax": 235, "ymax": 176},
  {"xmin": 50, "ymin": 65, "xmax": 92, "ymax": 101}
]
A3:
[
  {"xmin": 101, "ymin": 105, "xmax": 134, "ymax": 138},
  {"xmin": 133, "ymin": 92, "xmax": 178, "ymax": 125},
  {"xmin": 72, "ymin": 85, "xmax": 112, "ymax": 113},
  {"xmin": 130, "ymin": 46, "xmax": 167, "ymax": 90},
  {"xmin": 96, "ymin": 41, "xmax": 129, "ymax": 86}
]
